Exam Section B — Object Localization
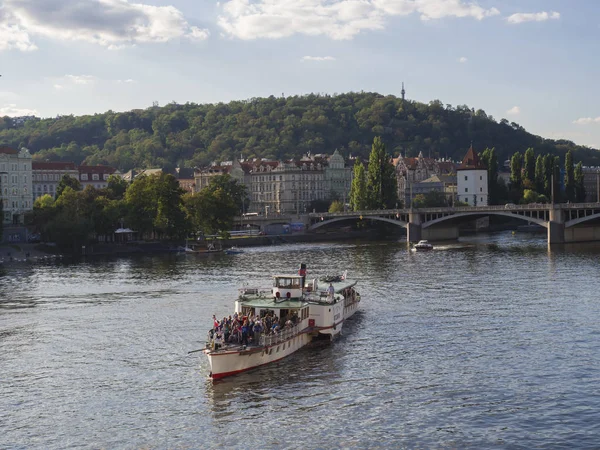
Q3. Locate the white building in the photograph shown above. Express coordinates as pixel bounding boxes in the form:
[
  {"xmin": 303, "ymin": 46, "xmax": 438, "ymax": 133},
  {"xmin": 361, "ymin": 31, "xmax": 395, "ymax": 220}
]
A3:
[
  {"xmin": 457, "ymin": 146, "xmax": 488, "ymax": 206},
  {"xmin": 32, "ymin": 161, "xmax": 79, "ymax": 201},
  {"xmin": 0, "ymin": 146, "xmax": 33, "ymax": 224}
]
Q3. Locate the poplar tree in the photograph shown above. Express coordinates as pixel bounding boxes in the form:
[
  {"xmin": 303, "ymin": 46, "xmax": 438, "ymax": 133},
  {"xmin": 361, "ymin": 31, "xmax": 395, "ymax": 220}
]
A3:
[
  {"xmin": 552, "ymin": 156, "xmax": 561, "ymax": 203},
  {"xmin": 349, "ymin": 161, "xmax": 367, "ymax": 211},
  {"xmin": 535, "ymin": 155, "xmax": 545, "ymax": 194},
  {"xmin": 564, "ymin": 150, "xmax": 575, "ymax": 202},
  {"xmin": 574, "ymin": 161, "xmax": 585, "ymax": 202},
  {"xmin": 523, "ymin": 147, "xmax": 535, "ymax": 187},
  {"xmin": 543, "ymin": 153, "xmax": 554, "ymax": 197},
  {"xmin": 366, "ymin": 137, "xmax": 398, "ymax": 209},
  {"xmin": 510, "ymin": 152, "xmax": 523, "ymax": 200},
  {"xmin": 481, "ymin": 147, "xmax": 498, "ymax": 204}
]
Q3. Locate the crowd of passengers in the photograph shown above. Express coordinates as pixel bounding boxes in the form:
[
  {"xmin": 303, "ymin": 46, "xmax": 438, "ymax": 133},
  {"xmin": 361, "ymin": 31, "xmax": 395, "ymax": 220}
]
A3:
[{"xmin": 209, "ymin": 311, "xmax": 300, "ymax": 347}]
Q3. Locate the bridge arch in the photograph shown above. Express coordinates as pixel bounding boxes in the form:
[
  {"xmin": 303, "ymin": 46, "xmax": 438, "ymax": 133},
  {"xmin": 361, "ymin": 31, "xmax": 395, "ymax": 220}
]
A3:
[
  {"xmin": 566, "ymin": 212, "xmax": 600, "ymax": 228},
  {"xmin": 423, "ymin": 211, "xmax": 548, "ymax": 229},
  {"xmin": 309, "ymin": 216, "xmax": 408, "ymax": 231}
]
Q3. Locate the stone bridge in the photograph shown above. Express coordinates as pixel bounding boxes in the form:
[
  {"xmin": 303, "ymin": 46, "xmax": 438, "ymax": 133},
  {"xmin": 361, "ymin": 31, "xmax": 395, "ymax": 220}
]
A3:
[{"xmin": 306, "ymin": 203, "xmax": 600, "ymax": 245}]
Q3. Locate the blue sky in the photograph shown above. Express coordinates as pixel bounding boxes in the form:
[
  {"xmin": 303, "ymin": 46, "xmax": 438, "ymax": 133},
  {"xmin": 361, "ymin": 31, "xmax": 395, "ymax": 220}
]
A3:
[{"xmin": 1, "ymin": 0, "xmax": 600, "ymax": 149}]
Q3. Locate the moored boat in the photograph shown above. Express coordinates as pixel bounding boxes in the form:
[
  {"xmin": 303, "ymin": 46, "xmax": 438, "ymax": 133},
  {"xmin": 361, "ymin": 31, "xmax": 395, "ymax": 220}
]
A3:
[
  {"xmin": 202, "ymin": 265, "xmax": 360, "ymax": 380},
  {"xmin": 414, "ymin": 240, "xmax": 434, "ymax": 251}
]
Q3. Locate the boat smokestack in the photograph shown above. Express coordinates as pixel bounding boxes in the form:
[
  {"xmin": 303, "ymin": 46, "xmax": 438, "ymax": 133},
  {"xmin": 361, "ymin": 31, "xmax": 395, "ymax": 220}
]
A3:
[{"xmin": 298, "ymin": 263, "xmax": 307, "ymax": 289}]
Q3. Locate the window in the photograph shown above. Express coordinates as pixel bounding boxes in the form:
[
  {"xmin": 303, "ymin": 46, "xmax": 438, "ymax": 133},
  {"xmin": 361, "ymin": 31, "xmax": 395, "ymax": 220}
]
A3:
[
  {"xmin": 43, "ymin": 174, "xmax": 47, "ymax": 181},
  {"xmin": 480, "ymin": 176, "xmax": 483, "ymax": 180},
  {"xmin": 92, "ymin": 174, "xmax": 99, "ymax": 181},
  {"xmin": 464, "ymin": 176, "xmax": 468, "ymax": 181},
  {"xmin": 480, "ymin": 197, "xmax": 483, "ymax": 202},
  {"xmin": 480, "ymin": 187, "xmax": 483, "ymax": 192},
  {"xmin": 465, "ymin": 188, "xmax": 468, "ymax": 193},
  {"xmin": 103, "ymin": 173, "xmax": 109, "ymax": 180},
  {"xmin": 81, "ymin": 174, "xmax": 88, "ymax": 181}
]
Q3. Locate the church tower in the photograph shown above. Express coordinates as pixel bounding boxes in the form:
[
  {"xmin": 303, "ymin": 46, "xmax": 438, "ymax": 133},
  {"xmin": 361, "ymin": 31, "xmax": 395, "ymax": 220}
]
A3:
[{"xmin": 401, "ymin": 82, "xmax": 405, "ymax": 101}]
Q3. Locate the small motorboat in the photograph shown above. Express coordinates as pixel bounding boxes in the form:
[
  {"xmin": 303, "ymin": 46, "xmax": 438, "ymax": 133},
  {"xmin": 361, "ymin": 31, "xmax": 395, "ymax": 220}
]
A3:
[
  {"xmin": 224, "ymin": 247, "xmax": 244, "ymax": 255},
  {"xmin": 414, "ymin": 240, "xmax": 433, "ymax": 251}
]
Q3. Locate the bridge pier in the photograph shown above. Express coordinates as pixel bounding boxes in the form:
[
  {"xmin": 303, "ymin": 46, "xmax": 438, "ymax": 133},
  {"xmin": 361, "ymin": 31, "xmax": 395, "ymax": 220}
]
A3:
[{"xmin": 407, "ymin": 212, "xmax": 421, "ymax": 243}]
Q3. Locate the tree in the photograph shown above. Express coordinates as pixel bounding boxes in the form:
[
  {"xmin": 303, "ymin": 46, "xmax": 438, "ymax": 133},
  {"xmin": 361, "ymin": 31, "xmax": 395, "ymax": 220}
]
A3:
[
  {"xmin": 412, "ymin": 190, "xmax": 448, "ymax": 207},
  {"xmin": 522, "ymin": 189, "xmax": 539, "ymax": 204},
  {"xmin": 154, "ymin": 174, "xmax": 189, "ymax": 239},
  {"xmin": 552, "ymin": 156, "xmax": 561, "ymax": 203},
  {"xmin": 510, "ymin": 152, "xmax": 523, "ymax": 201},
  {"xmin": 203, "ymin": 174, "xmax": 248, "ymax": 214},
  {"xmin": 523, "ymin": 147, "xmax": 535, "ymax": 186},
  {"xmin": 56, "ymin": 175, "xmax": 81, "ymax": 198},
  {"xmin": 329, "ymin": 200, "xmax": 344, "ymax": 213},
  {"xmin": 105, "ymin": 174, "xmax": 129, "ymax": 200},
  {"xmin": 535, "ymin": 154, "xmax": 545, "ymax": 194},
  {"xmin": 543, "ymin": 153, "xmax": 554, "ymax": 197},
  {"xmin": 574, "ymin": 161, "xmax": 585, "ymax": 202},
  {"xmin": 481, "ymin": 147, "xmax": 498, "ymax": 204},
  {"xmin": 365, "ymin": 137, "xmax": 397, "ymax": 209},
  {"xmin": 349, "ymin": 161, "xmax": 367, "ymax": 211},
  {"xmin": 564, "ymin": 150, "xmax": 575, "ymax": 202}
]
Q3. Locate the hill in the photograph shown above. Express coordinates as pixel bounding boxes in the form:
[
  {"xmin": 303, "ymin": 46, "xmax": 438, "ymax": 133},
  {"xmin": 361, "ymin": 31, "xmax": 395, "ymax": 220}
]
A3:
[{"xmin": 0, "ymin": 92, "xmax": 598, "ymax": 170}]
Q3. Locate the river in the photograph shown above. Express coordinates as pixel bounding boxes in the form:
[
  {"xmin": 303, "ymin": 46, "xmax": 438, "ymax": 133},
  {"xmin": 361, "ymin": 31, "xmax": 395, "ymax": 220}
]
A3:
[{"xmin": 2, "ymin": 232, "xmax": 600, "ymax": 449}]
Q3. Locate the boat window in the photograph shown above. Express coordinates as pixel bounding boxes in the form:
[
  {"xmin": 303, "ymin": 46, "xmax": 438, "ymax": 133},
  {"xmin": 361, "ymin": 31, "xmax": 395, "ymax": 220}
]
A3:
[{"xmin": 275, "ymin": 278, "xmax": 301, "ymax": 288}]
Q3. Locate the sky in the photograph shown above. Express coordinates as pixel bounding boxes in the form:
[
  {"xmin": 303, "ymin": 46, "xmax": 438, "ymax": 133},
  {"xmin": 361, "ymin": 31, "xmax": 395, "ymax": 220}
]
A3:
[{"xmin": 1, "ymin": 0, "xmax": 600, "ymax": 149}]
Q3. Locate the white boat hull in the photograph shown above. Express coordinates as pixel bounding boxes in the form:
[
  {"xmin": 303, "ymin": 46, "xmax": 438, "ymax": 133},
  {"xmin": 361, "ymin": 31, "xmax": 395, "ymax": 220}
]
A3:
[{"xmin": 205, "ymin": 331, "xmax": 313, "ymax": 379}]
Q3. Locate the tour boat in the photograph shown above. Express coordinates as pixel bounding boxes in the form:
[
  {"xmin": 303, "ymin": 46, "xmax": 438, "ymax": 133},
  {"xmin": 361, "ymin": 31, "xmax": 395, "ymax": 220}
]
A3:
[
  {"xmin": 414, "ymin": 240, "xmax": 434, "ymax": 251},
  {"xmin": 202, "ymin": 267, "xmax": 360, "ymax": 380}
]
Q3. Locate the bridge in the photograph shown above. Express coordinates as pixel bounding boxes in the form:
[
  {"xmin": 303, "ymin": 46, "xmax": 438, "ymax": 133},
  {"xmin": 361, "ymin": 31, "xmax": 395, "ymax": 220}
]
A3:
[{"xmin": 306, "ymin": 203, "xmax": 600, "ymax": 245}]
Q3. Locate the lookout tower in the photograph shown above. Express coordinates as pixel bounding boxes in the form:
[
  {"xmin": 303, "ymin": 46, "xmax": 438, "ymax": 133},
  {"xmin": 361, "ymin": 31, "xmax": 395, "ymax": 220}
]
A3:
[{"xmin": 457, "ymin": 144, "xmax": 488, "ymax": 206}]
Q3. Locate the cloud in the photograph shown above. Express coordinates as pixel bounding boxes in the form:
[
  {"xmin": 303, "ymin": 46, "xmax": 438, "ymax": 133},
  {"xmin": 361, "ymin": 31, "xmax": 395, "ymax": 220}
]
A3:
[
  {"xmin": 458, "ymin": 56, "xmax": 467, "ymax": 63},
  {"xmin": 507, "ymin": 11, "xmax": 560, "ymax": 24},
  {"xmin": 0, "ymin": 103, "xmax": 38, "ymax": 116},
  {"xmin": 117, "ymin": 78, "xmax": 137, "ymax": 83},
  {"xmin": 506, "ymin": 106, "xmax": 520, "ymax": 115},
  {"xmin": 0, "ymin": 21, "xmax": 38, "ymax": 51},
  {"xmin": 65, "ymin": 74, "xmax": 96, "ymax": 85},
  {"xmin": 302, "ymin": 56, "xmax": 336, "ymax": 61},
  {"xmin": 53, "ymin": 84, "xmax": 64, "ymax": 90},
  {"xmin": 573, "ymin": 117, "xmax": 600, "ymax": 125},
  {"xmin": 0, "ymin": 0, "xmax": 210, "ymax": 51},
  {"xmin": 218, "ymin": 0, "xmax": 501, "ymax": 40}
]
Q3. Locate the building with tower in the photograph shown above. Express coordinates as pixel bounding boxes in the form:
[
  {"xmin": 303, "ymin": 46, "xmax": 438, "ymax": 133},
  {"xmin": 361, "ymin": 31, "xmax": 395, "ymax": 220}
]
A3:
[{"xmin": 457, "ymin": 145, "xmax": 488, "ymax": 206}]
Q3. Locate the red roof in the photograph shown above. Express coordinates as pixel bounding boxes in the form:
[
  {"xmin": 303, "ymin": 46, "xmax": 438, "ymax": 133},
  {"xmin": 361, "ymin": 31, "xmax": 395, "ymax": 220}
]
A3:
[
  {"xmin": 0, "ymin": 146, "xmax": 18, "ymax": 155},
  {"xmin": 33, "ymin": 161, "xmax": 77, "ymax": 170},
  {"xmin": 78, "ymin": 165, "xmax": 117, "ymax": 175},
  {"xmin": 458, "ymin": 146, "xmax": 486, "ymax": 170}
]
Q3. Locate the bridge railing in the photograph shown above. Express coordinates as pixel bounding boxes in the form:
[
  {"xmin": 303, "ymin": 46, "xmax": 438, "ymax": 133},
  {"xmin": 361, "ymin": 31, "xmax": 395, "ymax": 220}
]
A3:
[{"xmin": 308, "ymin": 202, "xmax": 600, "ymax": 219}]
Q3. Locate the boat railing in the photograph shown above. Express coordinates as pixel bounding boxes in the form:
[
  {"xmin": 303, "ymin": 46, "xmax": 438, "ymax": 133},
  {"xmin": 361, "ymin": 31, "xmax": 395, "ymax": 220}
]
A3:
[
  {"xmin": 259, "ymin": 324, "xmax": 301, "ymax": 347},
  {"xmin": 238, "ymin": 287, "xmax": 271, "ymax": 298}
]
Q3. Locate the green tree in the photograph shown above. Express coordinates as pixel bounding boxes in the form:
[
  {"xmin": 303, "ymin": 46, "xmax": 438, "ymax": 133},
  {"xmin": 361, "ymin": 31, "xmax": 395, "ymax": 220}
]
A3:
[
  {"xmin": 510, "ymin": 152, "xmax": 523, "ymax": 200},
  {"xmin": 552, "ymin": 156, "xmax": 561, "ymax": 203},
  {"xmin": 413, "ymin": 190, "xmax": 448, "ymax": 207},
  {"xmin": 564, "ymin": 150, "xmax": 575, "ymax": 202},
  {"xmin": 105, "ymin": 174, "xmax": 129, "ymax": 200},
  {"xmin": 203, "ymin": 174, "xmax": 248, "ymax": 214},
  {"xmin": 522, "ymin": 189, "xmax": 539, "ymax": 204},
  {"xmin": 349, "ymin": 161, "xmax": 367, "ymax": 211},
  {"xmin": 154, "ymin": 174, "xmax": 189, "ymax": 239},
  {"xmin": 56, "ymin": 175, "xmax": 82, "ymax": 199},
  {"xmin": 574, "ymin": 161, "xmax": 585, "ymax": 202},
  {"xmin": 329, "ymin": 200, "xmax": 344, "ymax": 213},
  {"xmin": 543, "ymin": 153, "xmax": 554, "ymax": 197},
  {"xmin": 534, "ymin": 154, "xmax": 545, "ymax": 194},
  {"xmin": 481, "ymin": 147, "xmax": 498, "ymax": 204},
  {"xmin": 365, "ymin": 137, "xmax": 397, "ymax": 209},
  {"xmin": 523, "ymin": 147, "xmax": 535, "ymax": 187}
]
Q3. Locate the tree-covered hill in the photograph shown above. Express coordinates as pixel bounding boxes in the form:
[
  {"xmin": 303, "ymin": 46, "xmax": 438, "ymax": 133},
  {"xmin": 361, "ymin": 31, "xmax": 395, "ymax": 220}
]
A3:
[{"xmin": 1, "ymin": 92, "xmax": 598, "ymax": 171}]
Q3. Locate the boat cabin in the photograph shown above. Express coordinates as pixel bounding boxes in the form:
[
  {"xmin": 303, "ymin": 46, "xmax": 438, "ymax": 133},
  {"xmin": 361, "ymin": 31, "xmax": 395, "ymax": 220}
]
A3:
[{"xmin": 272, "ymin": 275, "xmax": 304, "ymax": 300}]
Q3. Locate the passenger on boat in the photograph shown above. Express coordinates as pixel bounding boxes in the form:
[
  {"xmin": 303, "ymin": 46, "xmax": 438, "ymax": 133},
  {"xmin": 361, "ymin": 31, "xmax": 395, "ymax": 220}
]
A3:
[
  {"xmin": 241, "ymin": 320, "xmax": 249, "ymax": 346},
  {"xmin": 327, "ymin": 283, "xmax": 335, "ymax": 301}
]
